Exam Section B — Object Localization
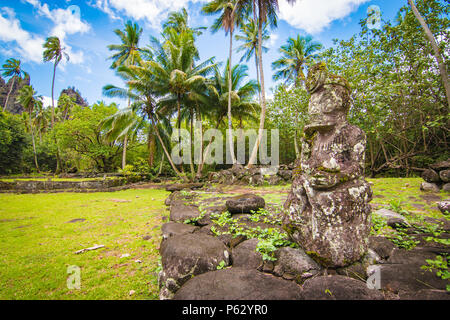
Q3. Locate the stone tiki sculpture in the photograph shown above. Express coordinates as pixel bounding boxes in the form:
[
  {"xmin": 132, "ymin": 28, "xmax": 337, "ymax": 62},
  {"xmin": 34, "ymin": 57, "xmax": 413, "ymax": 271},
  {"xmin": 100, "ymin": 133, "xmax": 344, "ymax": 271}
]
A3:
[{"xmin": 283, "ymin": 62, "xmax": 372, "ymax": 268}]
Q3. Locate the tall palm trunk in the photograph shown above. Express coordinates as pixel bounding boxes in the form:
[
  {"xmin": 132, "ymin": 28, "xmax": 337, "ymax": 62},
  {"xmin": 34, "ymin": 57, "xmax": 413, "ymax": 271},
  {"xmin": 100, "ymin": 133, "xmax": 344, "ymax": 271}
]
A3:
[
  {"xmin": 28, "ymin": 111, "xmax": 39, "ymax": 172},
  {"xmin": 408, "ymin": 0, "xmax": 450, "ymax": 108},
  {"xmin": 176, "ymin": 95, "xmax": 185, "ymax": 174},
  {"xmin": 149, "ymin": 114, "xmax": 188, "ymax": 182},
  {"xmin": 51, "ymin": 61, "xmax": 57, "ymax": 128},
  {"xmin": 247, "ymin": 7, "xmax": 267, "ymax": 168},
  {"xmin": 3, "ymin": 76, "xmax": 15, "ymax": 112},
  {"xmin": 228, "ymin": 29, "xmax": 237, "ymax": 165},
  {"xmin": 122, "ymin": 134, "xmax": 128, "ymax": 170},
  {"xmin": 148, "ymin": 129, "xmax": 156, "ymax": 167},
  {"xmin": 189, "ymin": 107, "xmax": 195, "ymax": 178}
]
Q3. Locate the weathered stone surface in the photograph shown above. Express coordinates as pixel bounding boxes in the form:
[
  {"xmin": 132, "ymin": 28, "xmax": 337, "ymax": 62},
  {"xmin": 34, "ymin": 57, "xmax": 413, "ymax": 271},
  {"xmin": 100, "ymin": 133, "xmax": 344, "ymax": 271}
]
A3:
[
  {"xmin": 0, "ymin": 74, "xmax": 30, "ymax": 114},
  {"xmin": 165, "ymin": 183, "xmax": 203, "ymax": 192},
  {"xmin": 420, "ymin": 182, "xmax": 440, "ymax": 192},
  {"xmin": 399, "ymin": 289, "xmax": 450, "ymax": 300},
  {"xmin": 169, "ymin": 204, "xmax": 201, "ymax": 223},
  {"xmin": 161, "ymin": 222, "xmax": 198, "ymax": 241},
  {"xmin": 437, "ymin": 200, "xmax": 450, "ymax": 215},
  {"xmin": 232, "ymin": 239, "xmax": 263, "ymax": 270},
  {"xmin": 272, "ymin": 247, "xmax": 322, "ymax": 282},
  {"xmin": 373, "ymin": 209, "xmax": 409, "ymax": 227},
  {"xmin": 443, "ymin": 183, "xmax": 450, "ymax": 192},
  {"xmin": 301, "ymin": 275, "xmax": 383, "ymax": 300},
  {"xmin": 439, "ymin": 169, "xmax": 450, "ymax": 183},
  {"xmin": 225, "ymin": 194, "xmax": 265, "ymax": 214},
  {"xmin": 173, "ymin": 268, "xmax": 304, "ymax": 300},
  {"xmin": 283, "ymin": 62, "xmax": 372, "ymax": 268},
  {"xmin": 369, "ymin": 236, "xmax": 396, "ymax": 260},
  {"xmin": 159, "ymin": 233, "xmax": 230, "ymax": 299},
  {"xmin": 430, "ymin": 159, "xmax": 450, "ymax": 171},
  {"xmin": 421, "ymin": 169, "xmax": 440, "ymax": 183}
]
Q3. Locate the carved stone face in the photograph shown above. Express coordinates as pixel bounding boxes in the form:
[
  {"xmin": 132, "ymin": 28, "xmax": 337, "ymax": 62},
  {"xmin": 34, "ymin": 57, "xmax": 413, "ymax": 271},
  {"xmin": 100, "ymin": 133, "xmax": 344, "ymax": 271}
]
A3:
[
  {"xmin": 306, "ymin": 85, "xmax": 348, "ymax": 132},
  {"xmin": 305, "ymin": 63, "xmax": 351, "ymax": 133}
]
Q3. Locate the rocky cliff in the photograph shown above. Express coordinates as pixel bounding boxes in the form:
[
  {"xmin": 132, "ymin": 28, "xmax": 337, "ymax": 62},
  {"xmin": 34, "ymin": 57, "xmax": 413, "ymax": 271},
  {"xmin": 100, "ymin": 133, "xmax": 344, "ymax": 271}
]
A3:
[{"xmin": 0, "ymin": 74, "xmax": 30, "ymax": 114}]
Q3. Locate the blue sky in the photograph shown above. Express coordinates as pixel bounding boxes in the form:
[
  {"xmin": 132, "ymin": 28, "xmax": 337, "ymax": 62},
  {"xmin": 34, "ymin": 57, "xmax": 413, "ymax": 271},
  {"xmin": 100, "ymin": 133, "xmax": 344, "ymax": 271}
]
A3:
[{"xmin": 0, "ymin": 0, "xmax": 406, "ymax": 109}]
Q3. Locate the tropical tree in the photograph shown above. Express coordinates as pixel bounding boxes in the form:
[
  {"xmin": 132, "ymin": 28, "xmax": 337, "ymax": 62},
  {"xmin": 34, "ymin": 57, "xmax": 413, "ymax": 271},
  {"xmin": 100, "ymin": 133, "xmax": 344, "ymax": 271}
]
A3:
[
  {"xmin": 239, "ymin": 0, "xmax": 296, "ymax": 168},
  {"xmin": 235, "ymin": 17, "xmax": 269, "ymax": 100},
  {"xmin": 1, "ymin": 58, "xmax": 28, "ymax": 112},
  {"xmin": 202, "ymin": 0, "xmax": 248, "ymax": 165},
  {"xmin": 272, "ymin": 35, "xmax": 322, "ymax": 86},
  {"xmin": 103, "ymin": 62, "xmax": 183, "ymax": 180},
  {"xmin": 16, "ymin": 85, "xmax": 42, "ymax": 172},
  {"xmin": 43, "ymin": 36, "xmax": 69, "ymax": 128},
  {"xmin": 33, "ymin": 101, "xmax": 50, "ymax": 142},
  {"xmin": 163, "ymin": 8, "xmax": 206, "ymax": 38},
  {"xmin": 100, "ymin": 107, "xmax": 145, "ymax": 171},
  {"xmin": 148, "ymin": 31, "xmax": 216, "ymax": 177},
  {"xmin": 107, "ymin": 20, "xmax": 146, "ymax": 169},
  {"xmin": 408, "ymin": 0, "xmax": 450, "ymax": 108},
  {"xmin": 197, "ymin": 60, "xmax": 259, "ymax": 175}
]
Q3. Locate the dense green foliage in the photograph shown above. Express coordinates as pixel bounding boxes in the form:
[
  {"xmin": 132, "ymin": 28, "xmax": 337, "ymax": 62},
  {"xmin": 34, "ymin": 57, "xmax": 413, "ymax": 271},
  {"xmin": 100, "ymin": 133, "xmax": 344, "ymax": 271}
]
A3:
[
  {"xmin": 0, "ymin": 112, "xmax": 29, "ymax": 174},
  {"xmin": 0, "ymin": 0, "xmax": 448, "ymax": 177}
]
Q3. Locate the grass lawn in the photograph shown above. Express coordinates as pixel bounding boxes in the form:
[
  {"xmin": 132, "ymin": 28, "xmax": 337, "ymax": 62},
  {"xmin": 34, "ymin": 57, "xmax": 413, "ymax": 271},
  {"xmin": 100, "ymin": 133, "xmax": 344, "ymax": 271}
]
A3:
[
  {"xmin": 0, "ymin": 188, "xmax": 169, "ymax": 300},
  {"xmin": 0, "ymin": 177, "xmax": 447, "ymax": 300}
]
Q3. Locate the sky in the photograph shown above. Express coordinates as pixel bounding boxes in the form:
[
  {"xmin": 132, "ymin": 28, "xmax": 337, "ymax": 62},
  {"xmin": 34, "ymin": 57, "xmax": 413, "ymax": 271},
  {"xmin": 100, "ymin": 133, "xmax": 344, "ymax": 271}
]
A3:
[{"xmin": 0, "ymin": 0, "xmax": 406, "ymax": 109}]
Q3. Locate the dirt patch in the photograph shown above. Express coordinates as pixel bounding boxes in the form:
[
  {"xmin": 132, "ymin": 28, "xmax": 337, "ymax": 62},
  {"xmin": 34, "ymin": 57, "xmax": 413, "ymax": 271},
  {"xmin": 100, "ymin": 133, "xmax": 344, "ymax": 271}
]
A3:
[
  {"xmin": 66, "ymin": 218, "xmax": 86, "ymax": 223},
  {"xmin": 109, "ymin": 199, "xmax": 132, "ymax": 203},
  {"xmin": 419, "ymin": 194, "xmax": 442, "ymax": 203}
]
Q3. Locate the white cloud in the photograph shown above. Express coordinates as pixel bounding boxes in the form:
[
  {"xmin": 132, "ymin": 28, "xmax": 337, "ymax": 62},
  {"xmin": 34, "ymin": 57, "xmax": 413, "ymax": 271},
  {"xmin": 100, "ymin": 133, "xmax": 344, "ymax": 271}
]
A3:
[
  {"xmin": 268, "ymin": 33, "xmax": 279, "ymax": 48},
  {"xmin": 279, "ymin": 0, "xmax": 371, "ymax": 34},
  {"xmin": 25, "ymin": 0, "xmax": 91, "ymax": 64},
  {"xmin": 0, "ymin": 8, "xmax": 45, "ymax": 63},
  {"xmin": 93, "ymin": 0, "xmax": 208, "ymax": 30},
  {"xmin": 42, "ymin": 95, "xmax": 53, "ymax": 108}
]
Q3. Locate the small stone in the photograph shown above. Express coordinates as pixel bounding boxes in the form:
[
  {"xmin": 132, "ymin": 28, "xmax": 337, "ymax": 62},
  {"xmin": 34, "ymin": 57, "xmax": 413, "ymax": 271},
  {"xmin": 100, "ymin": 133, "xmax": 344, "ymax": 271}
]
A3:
[
  {"xmin": 420, "ymin": 182, "xmax": 440, "ymax": 192},
  {"xmin": 440, "ymin": 170, "xmax": 450, "ymax": 183},
  {"xmin": 129, "ymin": 290, "xmax": 135, "ymax": 296},
  {"xmin": 135, "ymin": 259, "xmax": 142, "ymax": 263},
  {"xmin": 225, "ymin": 194, "xmax": 265, "ymax": 214},
  {"xmin": 120, "ymin": 253, "xmax": 130, "ymax": 258},
  {"xmin": 437, "ymin": 201, "xmax": 450, "ymax": 216},
  {"xmin": 421, "ymin": 169, "xmax": 440, "ymax": 183}
]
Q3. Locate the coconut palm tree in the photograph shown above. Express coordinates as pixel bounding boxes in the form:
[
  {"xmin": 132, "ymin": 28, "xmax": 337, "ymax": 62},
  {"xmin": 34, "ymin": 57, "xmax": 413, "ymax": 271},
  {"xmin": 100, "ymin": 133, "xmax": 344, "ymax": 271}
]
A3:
[
  {"xmin": 163, "ymin": 8, "xmax": 206, "ymax": 38},
  {"xmin": 103, "ymin": 62, "xmax": 185, "ymax": 181},
  {"xmin": 33, "ymin": 102, "xmax": 50, "ymax": 143},
  {"xmin": 1, "ymin": 58, "xmax": 28, "ymax": 112},
  {"xmin": 202, "ymin": 0, "xmax": 248, "ymax": 165},
  {"xmin": 272, "ymin": 35, "xmax": 322, "ymax": 86},
  {"xmin": 197, "ymin": 60, "xmax": 259, "ymax": 175},
  {"xmin": 107, "ymin": 20, "xmax": 147, "ymax": 169},
  {"xmin": 16, "ymin": 85, "xmax": 42, "ymax": 172},
  {"xmin": 43, "ymin": 36, "xmax": 69, "ymax": 128},
  {"xmin": 107, "ymin": 20, "xmax": 146, "ymax": 69},
  {"xmin": 235, "ymin": 18, "xmax": 269, "ymax": 100},
  {"xmin": 243, "ymin": 0, "xmax": 296, "ymax": 168},
  {"xmin": 148, "ymin": 31, "xmax": 216, "ymax": 176}
]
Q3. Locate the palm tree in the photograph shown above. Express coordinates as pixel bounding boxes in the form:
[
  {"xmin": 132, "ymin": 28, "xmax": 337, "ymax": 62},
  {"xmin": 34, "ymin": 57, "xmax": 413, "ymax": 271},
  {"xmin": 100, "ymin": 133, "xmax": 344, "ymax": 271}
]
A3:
[
  {"xmin": 235, "ymin": 18, "xmax": 269, "ymax": 101},
  {"xmin": 107, "ymin": 20, "xmax": 146, "ymax": 169},
  {"xmin": 17, "ymin": 85, "xmax": 42, "ymax": 172},
  {"xmin": 103, "ymin": 62, "xmax": 186, "ymax": 181},
  {"xmin": 33, "ymin": 102, "xmax": 50, "ymax": 143},
  {"xmin": 100, "ymin": 107, "xmax": 145, "ymax": 170},
  {"xmin": 202, "ymin": 0, "xmax": 248, "ymax": 166},
  {"xmin": 197, "ymin": 60, "xmax": 259, "ymax": 175},
  {"xmin": 1, "ymin": 58, "xmax": 28, "ymax": 112},
  {"xmin": 272, "ymin": 35, "xmax": 321, "ymax": 158},
  {"xmin": 43, "ymin": 36, "xmax": 69, "ymax": 128},
  {"xmin": 148, "ymin": 31, "xmax": 216, "ymax": 176},
  {"xmin": 243, "ymin": 0, "xmax": 296, "ymax": 168},
  {"xmin": 163, "ymin": 8, "xmax": 206, "ymax": 38},
  {"xmin": 272, "ymin": 35, "xmax": 322, "ymax": 86},
  {"xmin": 107, "ymin": 20, "xmax": 146, "ymax": 69}
]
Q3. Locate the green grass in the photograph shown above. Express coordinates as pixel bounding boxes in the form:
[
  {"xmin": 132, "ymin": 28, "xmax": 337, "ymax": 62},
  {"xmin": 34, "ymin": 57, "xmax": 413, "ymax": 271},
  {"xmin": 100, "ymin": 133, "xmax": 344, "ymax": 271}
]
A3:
[
  {"xmin": 0, "ymin": 177, "xmax": 119, "ymax": 182},
  {"xmin": 0, "ymin": 177, "xmax": 447, "ymax": 300},
  {"xmin": 0, "ymin": 188, "xmax": 169, "ymax": 300},
  {"xmin": 368, "ymin": 177, "xmax": 447, "ymax": 218}
]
